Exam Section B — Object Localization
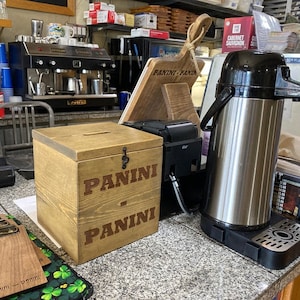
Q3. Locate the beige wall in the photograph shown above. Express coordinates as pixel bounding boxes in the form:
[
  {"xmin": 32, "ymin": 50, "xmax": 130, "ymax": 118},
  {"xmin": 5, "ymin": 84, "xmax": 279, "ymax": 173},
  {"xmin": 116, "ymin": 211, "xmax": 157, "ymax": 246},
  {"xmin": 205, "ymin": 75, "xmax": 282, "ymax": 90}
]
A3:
[
  {"xmin": 281, "ymin": 102, "xmax": 300, "ymax": 137},
  {"xmin": 1, "ymin": 0, "xmax": 146, "ymax": 43},
  {"xmin": 2, "ymin": 4, "xmax": 76, "ymax": 43}
]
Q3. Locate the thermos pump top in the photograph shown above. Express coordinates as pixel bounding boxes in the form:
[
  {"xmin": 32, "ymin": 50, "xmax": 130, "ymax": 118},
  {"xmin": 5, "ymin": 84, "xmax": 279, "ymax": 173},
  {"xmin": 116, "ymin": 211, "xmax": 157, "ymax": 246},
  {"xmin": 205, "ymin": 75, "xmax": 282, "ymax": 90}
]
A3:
[{"xmin": 201, "ymin": 50, "xmax": 300, "ymax": 230}]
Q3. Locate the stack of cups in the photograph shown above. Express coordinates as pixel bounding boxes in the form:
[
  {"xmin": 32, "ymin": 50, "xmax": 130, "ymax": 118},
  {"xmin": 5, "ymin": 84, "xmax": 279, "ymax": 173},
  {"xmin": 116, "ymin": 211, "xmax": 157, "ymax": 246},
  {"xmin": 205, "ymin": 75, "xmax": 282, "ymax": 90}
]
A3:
[
  {"xmin": 0, "ymin": 44, "xmax": 5, "ymax": 118},
  {"xmin": 0, "ymin": 91, "xmax": 4, "ymax": 118},
  {"xmin": 0, "ymin": 43, "xmax": 14, "ymax": 103},
  {"xmin": 0, "ymin": 43, "xmax": 8, "ymax": 87},
  {"xmin": 1, "ymin": 66, "xmax": 13, "ymax": 103}
]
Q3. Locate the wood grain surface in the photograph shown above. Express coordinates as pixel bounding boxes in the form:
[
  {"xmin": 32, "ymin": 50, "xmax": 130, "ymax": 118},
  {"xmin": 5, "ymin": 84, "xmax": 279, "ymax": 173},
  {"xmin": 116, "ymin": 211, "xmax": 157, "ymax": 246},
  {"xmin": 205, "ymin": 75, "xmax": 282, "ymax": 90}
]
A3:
[
  {"xmin": 119, "ymin": 14, "xmax": 212, "ymax": 125},
  {"xmin": 0, "ymin": 215, "xmax": 47, "ymax": 298}
]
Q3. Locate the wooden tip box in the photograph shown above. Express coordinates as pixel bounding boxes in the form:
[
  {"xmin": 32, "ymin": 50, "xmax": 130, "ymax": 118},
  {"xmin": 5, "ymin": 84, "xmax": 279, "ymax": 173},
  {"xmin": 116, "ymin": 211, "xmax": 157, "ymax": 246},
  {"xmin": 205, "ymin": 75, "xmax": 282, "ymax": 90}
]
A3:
[{"xmin": 32, "ymin": 122, "xmax": 163, "ymax": 264}]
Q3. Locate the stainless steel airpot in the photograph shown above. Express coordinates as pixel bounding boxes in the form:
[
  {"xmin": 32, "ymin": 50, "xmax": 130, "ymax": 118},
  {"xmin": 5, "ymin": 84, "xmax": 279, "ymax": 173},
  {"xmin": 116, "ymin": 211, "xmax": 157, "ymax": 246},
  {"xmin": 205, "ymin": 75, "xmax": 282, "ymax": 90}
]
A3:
[{"xmin": 200, "ymin": 50, "xmax": 300, "ymax": 230}]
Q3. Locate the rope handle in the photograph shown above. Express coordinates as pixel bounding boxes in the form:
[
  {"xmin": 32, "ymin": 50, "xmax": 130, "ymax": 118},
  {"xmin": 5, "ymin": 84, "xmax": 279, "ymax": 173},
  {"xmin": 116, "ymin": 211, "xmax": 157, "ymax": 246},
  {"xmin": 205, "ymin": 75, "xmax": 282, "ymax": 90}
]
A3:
[{"xmin": 184, "ymin": 14, "xmax": 212, "ymax": 76}]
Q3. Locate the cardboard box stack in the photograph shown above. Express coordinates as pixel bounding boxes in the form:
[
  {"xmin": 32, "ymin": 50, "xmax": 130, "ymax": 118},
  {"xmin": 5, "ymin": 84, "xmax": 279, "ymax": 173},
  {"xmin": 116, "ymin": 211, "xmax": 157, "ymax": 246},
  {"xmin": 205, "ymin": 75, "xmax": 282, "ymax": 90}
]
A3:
[
  {"xmin": 131, "ymin": 5, "xmax": 171, "ymax": 31},
  {"xmin": 84, "ymin": 1, "xmax": 134, "ymax": 26},
  {"xmin": 171, "ymin": 8, "xmax": 197, "ymax": 34},
  {"xmin": 129, "ymin": 6, "xmax": 171, "ymax": 39},
  {"xmin": 131, "ymin": 28, "xmax": 170, "ymax": 39},
  {"xmin": 130, "ymin": 5, "xmax": 198, "ymax": 34}
]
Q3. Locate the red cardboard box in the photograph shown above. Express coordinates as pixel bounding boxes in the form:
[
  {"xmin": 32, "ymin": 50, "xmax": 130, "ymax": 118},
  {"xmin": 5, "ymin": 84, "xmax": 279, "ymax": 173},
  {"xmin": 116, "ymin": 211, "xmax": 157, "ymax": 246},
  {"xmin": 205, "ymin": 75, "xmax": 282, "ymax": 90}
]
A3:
[
  {"xmin": 149, "ymin": 29, "xmax": 169, "ymax": 39},
  {"xmin": 86, "ymin": 10, "xmax": 116, "ymax": 25},
  {"xmin": 222, "ymin": 16, "xmax": 256, "ymax": 53},
  {"xmin": 89, "ymin": 2, "xmax": 109, "ymax": 11},
  {"xmin": 83, "ymin": 10, "xmax": 97, "ymax": 19},
  {"xmin": 131, "ymin": 28, "xmax": 170, "ymax": 39}
]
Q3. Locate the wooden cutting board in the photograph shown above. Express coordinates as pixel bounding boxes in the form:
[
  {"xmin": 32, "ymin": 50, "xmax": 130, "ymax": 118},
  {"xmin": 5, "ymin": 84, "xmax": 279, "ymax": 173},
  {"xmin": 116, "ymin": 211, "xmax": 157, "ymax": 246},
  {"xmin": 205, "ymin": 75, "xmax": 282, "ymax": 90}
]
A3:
[
  {"xmin": 119, "ymin": 13, "xmax": 212, "ymax": 125},
  {"xmin": 0, "ymin": 215, "xmax": 47, "ymax": 298},
  {"xmin": 161, "ymin": 82, "xmax": 202, "ymax": 133},
  {"xmin": 32, "ymin": 241, "xmax": 51, "ymax": 267}
]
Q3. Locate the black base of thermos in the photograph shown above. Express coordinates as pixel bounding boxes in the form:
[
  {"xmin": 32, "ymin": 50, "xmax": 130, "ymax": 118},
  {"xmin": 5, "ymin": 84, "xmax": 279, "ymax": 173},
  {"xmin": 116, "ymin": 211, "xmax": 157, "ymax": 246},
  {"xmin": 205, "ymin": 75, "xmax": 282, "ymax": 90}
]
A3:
[{"xmin": 200, "ymin": 212, "xmax": 300, "ymax": 270}]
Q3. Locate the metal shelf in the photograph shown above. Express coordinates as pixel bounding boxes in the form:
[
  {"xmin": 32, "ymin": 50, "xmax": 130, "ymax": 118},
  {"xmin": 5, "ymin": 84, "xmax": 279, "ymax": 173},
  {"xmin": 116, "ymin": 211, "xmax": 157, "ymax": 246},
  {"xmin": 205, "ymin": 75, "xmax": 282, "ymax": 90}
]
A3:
[
  {"xmin": 88, "ymin": 23, "xmax": 133, "ymax": 33},
  {"xmin": 87, "ymin": 1, "xmax": 248, "ymax": 43},
  {"xmin": 138, "ymin": 0, "xmax": 250, "ymax": 19},
  {"xmin": 88, "ymin": 24, "xmax": 221, "ymax": 42}
]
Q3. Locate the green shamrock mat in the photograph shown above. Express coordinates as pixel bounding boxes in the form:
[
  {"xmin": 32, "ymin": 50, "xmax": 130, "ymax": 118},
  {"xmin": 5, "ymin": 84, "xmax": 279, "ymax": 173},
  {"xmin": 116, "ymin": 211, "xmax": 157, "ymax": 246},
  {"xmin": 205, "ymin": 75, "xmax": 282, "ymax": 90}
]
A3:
[{"xmin": 3, "ymin": 215, "xmax": 94, "ymax": 300}]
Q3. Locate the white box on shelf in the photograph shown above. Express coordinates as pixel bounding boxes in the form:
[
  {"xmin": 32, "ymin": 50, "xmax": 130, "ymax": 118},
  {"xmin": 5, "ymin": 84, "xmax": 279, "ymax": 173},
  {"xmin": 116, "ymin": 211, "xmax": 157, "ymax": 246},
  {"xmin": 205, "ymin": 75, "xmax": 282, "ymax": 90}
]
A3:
[
  {"xmin": 131, "ymin": 28, "xmax": 170, "ymax": 39},
  {"xmin": 131, "ymin": 28, "xmax": 150, "ymax": 37},
  {"xmin": 86, "ymin": 11, "xmax": 116, "ymax": 25},
  {"xmin": 89, "ymin": 2, "xmax": 109, "ymax": 11},
  {"xmin": 108, "ymin": 4, "xmax": 115, "ymax": 11},
  {"xmin": 134, "ymin": 13, "xmax": 157, "ymax": 29},
  {"xmin": 97, "ymin": 10, "xmax": 116, "ymax": 24}
]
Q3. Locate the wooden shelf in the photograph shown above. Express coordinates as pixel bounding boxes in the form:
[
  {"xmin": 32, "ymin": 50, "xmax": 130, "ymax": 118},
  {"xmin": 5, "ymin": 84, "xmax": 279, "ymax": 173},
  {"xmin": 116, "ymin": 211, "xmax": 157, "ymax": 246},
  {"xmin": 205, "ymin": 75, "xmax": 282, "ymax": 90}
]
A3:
[{"xmin": 0, "ymin": 19, "xmax": 12, "ymax": 28}]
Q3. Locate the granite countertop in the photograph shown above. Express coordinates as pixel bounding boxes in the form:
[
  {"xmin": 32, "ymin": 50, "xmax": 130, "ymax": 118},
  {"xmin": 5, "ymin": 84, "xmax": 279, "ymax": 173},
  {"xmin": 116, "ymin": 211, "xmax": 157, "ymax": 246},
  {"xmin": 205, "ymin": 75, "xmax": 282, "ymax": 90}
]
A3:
[
  {"xmin": 1, "ymin": 173, "xmax": 300, "ymax": 300},
  {"xmin": 0, "ymin": 109, "xmax": 122, "ymax": 127}
]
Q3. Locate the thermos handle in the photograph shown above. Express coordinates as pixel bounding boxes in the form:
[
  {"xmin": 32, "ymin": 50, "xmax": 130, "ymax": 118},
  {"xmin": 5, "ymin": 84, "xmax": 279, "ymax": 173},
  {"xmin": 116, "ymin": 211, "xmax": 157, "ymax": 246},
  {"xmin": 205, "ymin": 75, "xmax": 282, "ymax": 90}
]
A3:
[
  {"xmin": 275, "ymin": 65, "xmax": 300, "ymax": 99},
  {"xmin": 200, "ymin": 86, "xmax": 235, "ymax": 130}
]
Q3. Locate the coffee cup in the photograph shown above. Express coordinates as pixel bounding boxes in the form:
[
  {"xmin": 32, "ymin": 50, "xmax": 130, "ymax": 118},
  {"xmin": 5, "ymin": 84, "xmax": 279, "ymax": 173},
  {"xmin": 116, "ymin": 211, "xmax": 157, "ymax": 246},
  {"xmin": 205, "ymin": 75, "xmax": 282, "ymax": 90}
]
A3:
[
  {"xmin": 68, "ymin": 38, "xmax": 77, "ymax": 46},
  {"xmin": 62, "ymin": 25, "xmax": 75, "ymax": 38},
  {"xmin": 47, "ymin": 23, "xmax": 63, "ymax": 38},
  {"xmin": 1, "ymin": 67, "xmax": 13, "ymax": 103},
  {"xmin": 15, "ymin": 35, "xmax": 34, "ymax": 43},
  {"xmin": 36, "ymin": 82, "xmax": 46, "ymax": 96},
  {"xmin": 91, "ymin": 79, "xmax": 103, "ymax": 95},
  {"xmin": 0, "ymin": 43, "xmax": 7, "ymax": 64},
  {"xmin": 1, "ymin": 67, "xmax": 12, "ymax": 88},
  {"xmin": 58, "ymin": 37, "xmax": 69, "ymax": 45},
  {"xmin": 119, "ymin": 91, "xmax": 131, "ymax": 110}
]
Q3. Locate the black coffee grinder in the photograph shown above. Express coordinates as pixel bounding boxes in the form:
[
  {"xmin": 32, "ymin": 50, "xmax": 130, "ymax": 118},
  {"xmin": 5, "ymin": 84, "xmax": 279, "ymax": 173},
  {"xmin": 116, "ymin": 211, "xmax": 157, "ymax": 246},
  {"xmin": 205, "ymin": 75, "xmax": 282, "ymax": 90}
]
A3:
[{"xmin": 200, "ymin": 50, "xmax": 300, "ymax": 270}]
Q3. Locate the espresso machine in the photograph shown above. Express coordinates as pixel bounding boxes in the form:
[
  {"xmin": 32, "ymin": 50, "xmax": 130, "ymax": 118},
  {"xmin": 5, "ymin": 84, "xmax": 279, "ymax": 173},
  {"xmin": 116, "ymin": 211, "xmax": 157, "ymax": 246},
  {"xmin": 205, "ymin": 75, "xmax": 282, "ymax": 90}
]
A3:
[
  {"xmin": 200, "ymin": 50, "xmax": 300, "ymax": 270},
  {"xmin": 8, "ymin": 42, "xmax": 117, "ymax": 111}
]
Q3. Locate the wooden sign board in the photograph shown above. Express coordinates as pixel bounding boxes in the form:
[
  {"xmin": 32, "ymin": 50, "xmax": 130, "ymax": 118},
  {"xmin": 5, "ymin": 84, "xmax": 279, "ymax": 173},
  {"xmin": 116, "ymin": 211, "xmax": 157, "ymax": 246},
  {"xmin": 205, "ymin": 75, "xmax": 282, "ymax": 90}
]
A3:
[
  {"xmin": 119, "ymin": 14, "xmax": 212, "ymax": 128},
  {"xmin": 0, "ymin": 215, "xmax": 47, "ymax": 298}
]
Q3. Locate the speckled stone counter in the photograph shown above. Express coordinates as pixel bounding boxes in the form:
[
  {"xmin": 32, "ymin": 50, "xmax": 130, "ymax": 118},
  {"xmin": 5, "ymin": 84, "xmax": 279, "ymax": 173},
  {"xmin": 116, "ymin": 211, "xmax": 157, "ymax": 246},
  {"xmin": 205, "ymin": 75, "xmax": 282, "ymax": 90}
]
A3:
[{"xmin": 1, "ymin": 173, "xmax": 299, "ymax": 300}]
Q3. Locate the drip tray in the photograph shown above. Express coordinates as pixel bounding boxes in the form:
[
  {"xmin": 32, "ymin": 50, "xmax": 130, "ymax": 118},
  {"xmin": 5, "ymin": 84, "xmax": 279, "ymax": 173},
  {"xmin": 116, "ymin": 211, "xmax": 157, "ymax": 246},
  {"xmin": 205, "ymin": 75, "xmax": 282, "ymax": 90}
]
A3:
[
  {"xmin": 252, "ymin": 219, "xmax": 300, "ymax": 252},
  {"xmin": 200, "ymin": 213, "xmax": 300, "ymax": 270}
]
